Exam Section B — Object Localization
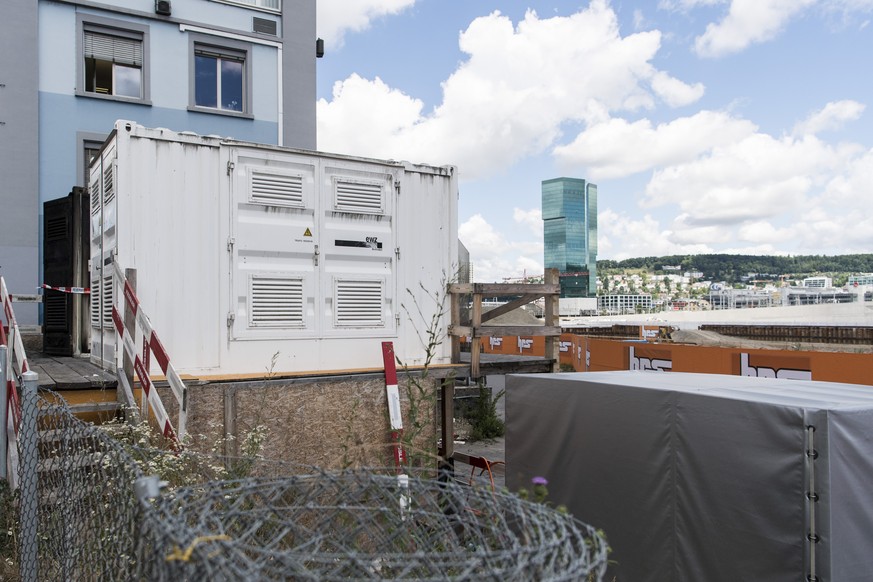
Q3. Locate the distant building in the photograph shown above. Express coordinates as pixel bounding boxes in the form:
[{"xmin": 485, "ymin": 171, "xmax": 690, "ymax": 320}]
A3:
[
  {"xmin": 542, "ymin": 177, "xmax": 597, "ymax": 298},
  {"xmin": 598, "ymin": 294, "xmax": 651, "ymax": 315},
  {"xmin": 803, "ymin": 277, "xmax": 832, "ymax": 288},
  {"xmin": 848, "ymin": 274, "xmax": 873, "ymax": 287}
]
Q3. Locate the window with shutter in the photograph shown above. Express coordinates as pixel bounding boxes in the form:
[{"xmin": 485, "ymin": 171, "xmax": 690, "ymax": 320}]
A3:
[
  {"xmin": 78, "ymin": 17, "xmax": 149, "ymax": 102},
  {"xmin": 84, "ymin": 30, "xmax": 143, "ymax": 98}
]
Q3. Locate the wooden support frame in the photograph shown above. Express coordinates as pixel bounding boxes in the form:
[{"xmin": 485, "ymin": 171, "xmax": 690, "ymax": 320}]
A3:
[{"xmin": 447, "ymin": 269, "xmax": 561, "ymax": 378}]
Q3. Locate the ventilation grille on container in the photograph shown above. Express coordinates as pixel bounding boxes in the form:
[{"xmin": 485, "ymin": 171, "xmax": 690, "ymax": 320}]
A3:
[
  {"xmin": 250, "ymin": 171, "xmax": 304, "ymax": 207},
  {"xmin": 46, "ymin": 216, "xmax": 68, "ymax": 241},
  {"xmin": 335, "ymin": 280, "xmax": 383, "ymax": 327},
  {"xmin": 252, "ymin": 17, "xmax": 277, "ymax": 36},
  {"xmin": 90, "ymin": 279, "xmax": 101, "ymax": 329},
  {"xmin": 44, "ymin": 294, "xmax": 67, "ymax": 331},
  {"xmin": 250, "ymin": 276, "xmax": 304, "ymax": 327},
  {"xmin": 335, "ymin": 179, "xmax": 383, "ymax": 214},
  {"xmin": 103, "ymin": 164, "xmax": 115, "ymax": 206},
  {"xmin": 90, "ymin": 177, "xmax": 101, "ymax": 216},
  {"xmin": 102, "ymin": 276, "xmax": 114, "ymax": 328}
]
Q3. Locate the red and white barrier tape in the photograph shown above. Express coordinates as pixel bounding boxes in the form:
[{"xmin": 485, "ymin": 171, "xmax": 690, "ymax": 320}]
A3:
[
  {"xmin": 111, "ymin": 261, "xmax": 188, "ymax": 441},
  {"xmin": 0, "ymin": 277, "xmax": 28, "ymax": 375},
  {"xmin": 41, "ymin": 284, "xmax": 90, "ymax": 294}
]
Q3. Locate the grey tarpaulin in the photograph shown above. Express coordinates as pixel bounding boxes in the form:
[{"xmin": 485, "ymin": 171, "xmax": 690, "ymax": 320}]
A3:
[{"xmin": 506, "ymin": 371, "xmax": 873, "ymax": 582}]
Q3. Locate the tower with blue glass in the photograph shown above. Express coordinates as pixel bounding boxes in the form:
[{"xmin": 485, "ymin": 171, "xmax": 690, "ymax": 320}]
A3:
[{"xmin": 542, "ymin": 177, "xmax": 597, "ymax": 298}]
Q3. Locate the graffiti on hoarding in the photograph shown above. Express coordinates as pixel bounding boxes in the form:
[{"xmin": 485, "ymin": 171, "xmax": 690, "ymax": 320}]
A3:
[
  {"xmin": 518, "ymin": 337, "xmax": 533, "ymax": 352},
  {"xmin": 737, "ymin": 353, "xmax": 812, "ymax": 380},
  {"xmin": 559, "ymin": 341, "xmax": 571, "ymax": 352},
  {"xmin": 629, "ymin": 346, "xmax": 672, "ymax": 372},
  {"xmin": 489, "ymin": 337, "xmax": 503, "ymax": 349}
]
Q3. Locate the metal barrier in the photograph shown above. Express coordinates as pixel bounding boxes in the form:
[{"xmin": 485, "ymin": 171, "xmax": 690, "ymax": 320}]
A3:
[
  {"xmin": 111, "ymin": 259, "xmax": 188, "ymax": 442},
  {"xmin": 1, "ymin": 275, "xmax": 28, "ymax": 485},
  {"xmin": 7, "ymin": 388, "xmax": 608, "ymax": 581}
]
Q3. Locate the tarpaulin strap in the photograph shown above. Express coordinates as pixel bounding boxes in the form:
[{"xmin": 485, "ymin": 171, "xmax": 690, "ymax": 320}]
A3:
[{"xmin": 806, "ymin": 425, "xmax": 818, "ymax": 582}]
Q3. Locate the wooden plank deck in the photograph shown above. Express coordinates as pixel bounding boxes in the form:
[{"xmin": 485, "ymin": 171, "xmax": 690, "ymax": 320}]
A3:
[{"xmin": 27, "ymin": 353, "xmax": 117, "ymax": 391}]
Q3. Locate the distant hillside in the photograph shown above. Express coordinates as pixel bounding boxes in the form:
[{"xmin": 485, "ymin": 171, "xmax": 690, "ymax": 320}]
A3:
[{"xmin": 597, "ymin": 254, "xmax": 873, "ymax": 284}]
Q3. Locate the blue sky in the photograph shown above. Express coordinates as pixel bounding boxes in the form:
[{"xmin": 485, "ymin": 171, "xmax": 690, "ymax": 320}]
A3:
[{"xmin": 315, "ymin": 0, "xmax": 873, "ymax": 281}]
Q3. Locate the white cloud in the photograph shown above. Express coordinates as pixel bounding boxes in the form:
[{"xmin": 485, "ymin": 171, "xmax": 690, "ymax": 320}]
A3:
[
  {"xmin": 513, "ymin": 208, "xmax": 543, "ymax": 236},
  {"xmin": 597, "ymin": 209, "xmax": 714, "ymax": 260},
  {"xmin": 317, "ymin": 74, "xmax": 424, "ymax": 159},
  {"xmin": 554, "ymin": 110, "xmax": 757, "ymax": 179},
  {"xmin": 318, "ymin": 2, "xmax": 704, "ymax": 178},
  {"xmin": 317, "ymin": 0, "xmax": 417, "ymax": 49},
  {"xmin": 793, "ymin": 100, "xmax": 866, "ymax": 136},
  {"xmin": 459, "ymin": 214, "xmax": 543, "ymax": 281},
  {"xmin": 650, "ymin": 71, "xmax": 706, "ymax": 107},
  {"xmin": 694, "ymin": 0, "xmax": 816, "ymax": 58},
  {"xmin": 641, "ymin": 133, "xmax": 860, "ymax": 226}
]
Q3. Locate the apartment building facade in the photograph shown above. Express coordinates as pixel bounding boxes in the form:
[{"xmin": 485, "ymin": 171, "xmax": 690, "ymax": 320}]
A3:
[{"xmin": 1, "ymin": 0, "xmax": 317, "ymax": 325}]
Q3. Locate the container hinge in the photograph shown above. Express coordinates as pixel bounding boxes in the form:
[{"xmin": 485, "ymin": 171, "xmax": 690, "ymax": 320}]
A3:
[
  {"xmin": 395, "ymin": 313, "xmax": 401, "ymax": 326},
  {"xmin": 226, "ymin": 161, "xmax": 235, "ymax": 176},
  {"xmin": 227, "ymin": 237, "xmax": 235, "ymax": 252},
  {"xmin": 314, "ymin": 244, "xmax": 320, "ymax": 266},
  {"xmin": 394, "ymin": 181, "xmax": 401, "ymax": 195},
  {"xmin": 226, "ymin": 312, "xmax": 235, "ymax": 328},
  {"xmin": 395, "ymin": 247, "xmax": 401, "ymax": 261}
]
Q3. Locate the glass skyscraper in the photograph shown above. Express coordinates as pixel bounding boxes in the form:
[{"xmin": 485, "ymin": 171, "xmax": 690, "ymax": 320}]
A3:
[{"xmin": 542, "ymin": 177, "xmax": 597, "ymax": 298}]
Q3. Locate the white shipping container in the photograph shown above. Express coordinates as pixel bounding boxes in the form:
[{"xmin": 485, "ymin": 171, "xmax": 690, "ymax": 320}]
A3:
[{"xmin": 90, "ymin": 121, "xmax": 458, "ymax": 375}]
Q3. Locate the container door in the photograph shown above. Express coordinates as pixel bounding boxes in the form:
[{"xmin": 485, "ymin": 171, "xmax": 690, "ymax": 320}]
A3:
[
  {"xmin": 319, "ymin": 162, "xmax": 397, "ymax": 338},
  {"xmin": 228, "ymin": 148, "xmax": 319, "ymax": 339},
  {"xmin": 89, "ymin": 144, "xmax": 118, "ymax": 370}
]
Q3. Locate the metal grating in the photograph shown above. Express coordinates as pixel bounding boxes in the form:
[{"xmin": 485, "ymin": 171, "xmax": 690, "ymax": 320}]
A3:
[
  {"xmin": 252, "ymin": 16, "xmax": 278, "ymax": 35},
  {"xmin": 46, "ymin": 216, "xmax": 68, "ymax": 241},
  {"xmin": 90, "ymin": 278, "xmax": 101, "ymax": 329},
  {"xmin": 90, "ymin": 177, "xmax": 101, "ymax": 215},
  {"xmin": 102, "ymin": 275, "xmax": 114, "ymax": 328},
  {"xmin": 335, "ymin": 179, "xmax": 383, "ymax": 214},
  {"xmin": 335, "ymin": 279, "xmax": 383, "ymax": 327},
  {"xmin": 250, "ymin": 171, "xmax": 304, "ymax": 207},
  {"xmin": 103, "ymin": 164, "xmax": 115, "ymax": 206},
  {"xmin": 44, "ymin": 293, "xmax": 67, "ymax": 330},
  {"xmin": 250, "ymin": 276, "xmax": 304, "ymax": 327}
]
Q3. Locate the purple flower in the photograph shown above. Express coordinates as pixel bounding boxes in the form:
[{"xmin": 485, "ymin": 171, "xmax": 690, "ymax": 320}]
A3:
[{"xmin": 531, "ymin": 476, "xmax": 548, "ymax": 486}]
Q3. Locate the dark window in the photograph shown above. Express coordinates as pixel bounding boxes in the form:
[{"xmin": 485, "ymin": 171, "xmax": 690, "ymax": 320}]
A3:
[{"xmin": 194, "ymin": 47, "xmax": 245, "ymax": 112}]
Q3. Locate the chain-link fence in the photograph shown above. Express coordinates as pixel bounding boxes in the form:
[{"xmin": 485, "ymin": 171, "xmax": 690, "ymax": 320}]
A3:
[{"xmin": 9, "ymin": 381, "xmax": 608, "ymax": 581}]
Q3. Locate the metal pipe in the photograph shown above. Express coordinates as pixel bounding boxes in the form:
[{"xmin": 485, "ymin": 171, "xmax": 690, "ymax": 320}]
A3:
[{"xmin": 19, "ymin": 370, "xmax": 39, "ymax": 582}]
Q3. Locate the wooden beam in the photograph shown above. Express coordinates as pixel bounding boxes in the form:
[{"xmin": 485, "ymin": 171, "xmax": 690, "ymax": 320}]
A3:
[
  {"xmin": 480, "ymin": 294, "xmax": 543, "ymax": 323},
  {"xmin": 471, "ymin": 294, "xmax": 482, "ymax": 378},
  {"xmin": 449, "ymin": 325, "xmax": 562, "ymax": 338},
  {"xmin": 450, "ymin": 287, "xmax": 460, "ymax": 364},
  {"xmin": 448, "ymin": 283, "xmax": 559, "ymax": 295},
  {"xmin": 439, "ymin": 379, "xmax": 454, "ymax": 463}
]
